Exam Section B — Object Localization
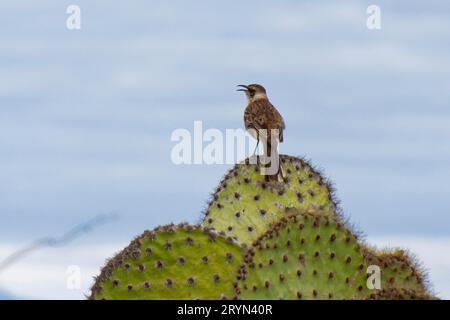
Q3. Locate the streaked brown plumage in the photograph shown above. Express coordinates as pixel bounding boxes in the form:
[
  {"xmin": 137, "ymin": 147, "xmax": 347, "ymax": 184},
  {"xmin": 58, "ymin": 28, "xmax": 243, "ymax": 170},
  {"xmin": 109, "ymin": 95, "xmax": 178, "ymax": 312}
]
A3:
[{"xmin": 237, "ymin": 84, "xmax": 285, "ymax": 178}]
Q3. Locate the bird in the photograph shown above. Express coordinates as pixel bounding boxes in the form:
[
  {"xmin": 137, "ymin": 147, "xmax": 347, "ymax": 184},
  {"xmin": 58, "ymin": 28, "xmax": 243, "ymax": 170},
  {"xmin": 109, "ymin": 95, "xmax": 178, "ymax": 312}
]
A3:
[{"xmin": 237, "ymin": 84, "xmax": 285, "ymax": 180}]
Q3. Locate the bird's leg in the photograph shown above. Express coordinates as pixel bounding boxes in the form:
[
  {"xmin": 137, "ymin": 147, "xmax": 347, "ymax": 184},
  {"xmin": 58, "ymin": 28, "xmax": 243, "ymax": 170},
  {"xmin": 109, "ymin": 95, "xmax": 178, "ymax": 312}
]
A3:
[
  {"xmin": 252, "ymin": 130, "xmax": 260, "ymax": 165},
  {"xmin": 252, "ymin": 138, "xmax": 260, "ymax": 157}
]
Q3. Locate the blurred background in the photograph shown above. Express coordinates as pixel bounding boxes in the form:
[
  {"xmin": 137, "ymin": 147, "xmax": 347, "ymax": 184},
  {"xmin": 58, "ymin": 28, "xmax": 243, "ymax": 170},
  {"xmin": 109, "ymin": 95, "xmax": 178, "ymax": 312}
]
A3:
[{"xmin": 0, "ymin": 0, "xmax": 449, "ymax": 299}]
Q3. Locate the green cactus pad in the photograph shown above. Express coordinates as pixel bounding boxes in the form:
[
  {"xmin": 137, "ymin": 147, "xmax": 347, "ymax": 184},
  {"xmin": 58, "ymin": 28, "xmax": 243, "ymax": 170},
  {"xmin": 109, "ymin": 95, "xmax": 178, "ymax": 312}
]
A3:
[
  {"xmin": 236, "ymin": 211, "xmax": 369, "ymax": 299},
  {"xmin": 202, "ymin": 155, "xmax": 338, "ymax": 245},
  {"xmin": 90, "ymin": 224, "xmax": 243, "ymax": 300},
  {"xmin": 363, "ymin": 247, "xmax": 431, "ymax": 296}
]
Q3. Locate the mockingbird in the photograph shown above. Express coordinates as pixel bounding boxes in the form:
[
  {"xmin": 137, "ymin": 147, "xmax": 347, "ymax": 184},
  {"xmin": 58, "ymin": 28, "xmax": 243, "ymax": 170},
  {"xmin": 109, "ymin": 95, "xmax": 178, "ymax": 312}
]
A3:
[{"xmin": 237, "ymin": 84, "xmax": 285, "ymax": 180}]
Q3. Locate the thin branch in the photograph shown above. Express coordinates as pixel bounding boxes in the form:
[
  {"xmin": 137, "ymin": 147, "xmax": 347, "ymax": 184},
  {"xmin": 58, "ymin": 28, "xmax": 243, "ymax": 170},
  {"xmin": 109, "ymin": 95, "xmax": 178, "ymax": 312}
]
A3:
[{"xmin": 0, "ymin": 212, "xmax": 119, "ymax": 274}]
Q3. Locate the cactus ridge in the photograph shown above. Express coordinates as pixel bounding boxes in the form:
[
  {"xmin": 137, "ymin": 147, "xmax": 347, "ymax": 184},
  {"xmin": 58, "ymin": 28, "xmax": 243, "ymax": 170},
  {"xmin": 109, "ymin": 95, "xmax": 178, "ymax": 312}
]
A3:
[
  {"xmin": 89, "ymin": 223, "xmax": 243, "ymax": 300},
  {"xmin": 202, "ymin": 155, "xmax": 340, "ymax": 245}
]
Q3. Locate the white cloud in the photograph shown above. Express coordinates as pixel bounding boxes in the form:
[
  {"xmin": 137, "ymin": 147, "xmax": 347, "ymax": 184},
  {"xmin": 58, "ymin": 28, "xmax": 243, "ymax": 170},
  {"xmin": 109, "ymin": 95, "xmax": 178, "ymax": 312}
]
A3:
[{"xmin": 0, "ymin": 242, "xmax": 126, "ymax": 300}]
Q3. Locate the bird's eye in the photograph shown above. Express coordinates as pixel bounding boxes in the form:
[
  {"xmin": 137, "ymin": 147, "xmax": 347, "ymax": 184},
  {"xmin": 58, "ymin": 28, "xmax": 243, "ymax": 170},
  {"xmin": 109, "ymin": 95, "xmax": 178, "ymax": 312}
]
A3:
[{"xmin": 249, "ymin": 90, "xmax": 255, "ymax": 97}]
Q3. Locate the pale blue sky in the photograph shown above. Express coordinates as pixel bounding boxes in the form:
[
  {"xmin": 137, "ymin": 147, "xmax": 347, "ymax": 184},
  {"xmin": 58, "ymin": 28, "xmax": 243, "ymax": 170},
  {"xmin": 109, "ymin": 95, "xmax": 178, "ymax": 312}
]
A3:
[{"xmin": 0, "ymin": 1, "xmax": 449, "ymax": 299}]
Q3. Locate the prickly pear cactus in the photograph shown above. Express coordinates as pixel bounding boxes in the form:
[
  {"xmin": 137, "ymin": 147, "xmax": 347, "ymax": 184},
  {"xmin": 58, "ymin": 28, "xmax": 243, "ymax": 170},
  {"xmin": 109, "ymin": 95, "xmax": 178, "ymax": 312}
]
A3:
[
  {"xmin": 90, "ymin": 155, "xmax": 436, "ymax": 300},
  {"xmin": 236, "ymin": 211, "xmax": 369, "ymax": 299},
  {"xmin": 90, "ymin": 224, "xmax": 243, "ymax": 300},
  {"xmin": 202, "ymin": 155, "xmax": 338, "ymax": 245}
]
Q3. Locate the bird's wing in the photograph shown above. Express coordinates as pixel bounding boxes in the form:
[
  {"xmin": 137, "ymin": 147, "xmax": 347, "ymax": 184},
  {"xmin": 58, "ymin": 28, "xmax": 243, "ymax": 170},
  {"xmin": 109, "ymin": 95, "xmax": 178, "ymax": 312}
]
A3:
[
  {"xmin": 271, "ymin": 103, "xmax": 285, "ymax": 143},
  {"xmin": 245, "ymin": 100, "xmax": 285, "ymax": 142}
]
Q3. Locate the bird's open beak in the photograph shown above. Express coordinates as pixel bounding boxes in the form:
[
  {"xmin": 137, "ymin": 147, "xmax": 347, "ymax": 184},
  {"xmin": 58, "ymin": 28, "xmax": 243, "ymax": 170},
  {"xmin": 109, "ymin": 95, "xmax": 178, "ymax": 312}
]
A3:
[{"xmin": 236, "ymin": 84, "xmax": 249, "ymax": 92}]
